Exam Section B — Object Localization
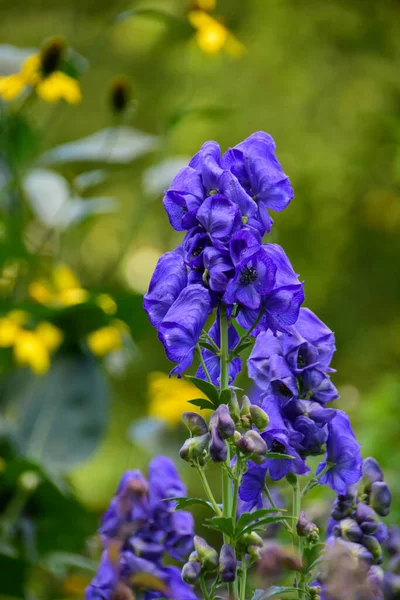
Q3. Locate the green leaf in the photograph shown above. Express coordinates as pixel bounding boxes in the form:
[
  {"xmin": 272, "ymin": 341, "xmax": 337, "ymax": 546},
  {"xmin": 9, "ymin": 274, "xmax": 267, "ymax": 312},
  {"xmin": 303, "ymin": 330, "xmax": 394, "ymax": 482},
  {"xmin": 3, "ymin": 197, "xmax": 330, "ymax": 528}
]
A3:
[
  {"xmin": 187, "ymin": 398, "xmax": 215, "ymax": 411},
  {"xmin": 219, "ymin": 388, "xmax": 235, "ymax": 405},
  {"xmin": 235, "ymin": 508, "xmax": 281, "ymax": 535},
  {"xmin": 185, "ymin": 376, "xmax": 219, "ymax": 406},
  {"xmin": 240, "ymin": 516, "xmax": 285, "ymax": 537},
  {"xmin": 204, "ymin": 516, "xmax": 235, "ymax": 538},
  {"xmin": 302, "ymin": 542, "xmax": 325, "ymax": 572},
  {"xmin": 267, "ymin": 452, "xmax": 295, "ymax": 459},
  {"xmin": 163, "ymin": 497, "xmax": 214, "ymax": 512},
  {"xmin": 15, "ymin": 354, "xmax": 109, "ymax": 472},
  {"xmin": 252, "ymin": 586, "xmax": 299, "ymax": 599}
]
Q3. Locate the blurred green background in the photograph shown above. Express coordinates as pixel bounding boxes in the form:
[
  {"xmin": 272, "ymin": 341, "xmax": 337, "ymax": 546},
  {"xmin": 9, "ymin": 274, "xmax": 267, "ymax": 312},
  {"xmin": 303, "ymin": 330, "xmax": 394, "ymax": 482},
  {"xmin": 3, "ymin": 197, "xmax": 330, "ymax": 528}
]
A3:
[{"xmin": 0, "ymin": 0, "xmax": 400, "ymax": 597}]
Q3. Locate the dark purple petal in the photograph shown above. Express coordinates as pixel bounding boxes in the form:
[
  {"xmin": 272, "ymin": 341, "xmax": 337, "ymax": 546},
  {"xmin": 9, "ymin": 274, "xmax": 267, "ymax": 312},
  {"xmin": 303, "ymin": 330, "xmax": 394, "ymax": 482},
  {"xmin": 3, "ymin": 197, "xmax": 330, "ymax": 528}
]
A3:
[
  {"xmin": 196, "ymin": 194, "xmax": 241, "ymax": 248},
  {"xmin": 229, "ymin": 229, "xmax": 261, "ymax": 265},
  {"xmin": 203, "ymin": 247, "xmax": 234, "ymax": 292}
]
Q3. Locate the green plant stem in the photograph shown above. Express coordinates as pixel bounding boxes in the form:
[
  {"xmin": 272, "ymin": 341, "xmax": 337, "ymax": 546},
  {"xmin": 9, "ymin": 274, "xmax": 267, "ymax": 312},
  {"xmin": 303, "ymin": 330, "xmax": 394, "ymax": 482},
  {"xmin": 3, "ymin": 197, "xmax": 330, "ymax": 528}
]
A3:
[
  {"xmin": 263, "ymin": 485, "xmax": 292, "ymax": 534},
  {"xmin": 199, "ymin": 576, "xmax": 209, "ymax": 600},
  {"xmin": 219, "ymin": 305, "xmax": 239, "ymax": 600},
  {"xmin": 196, "ymin": 344, "xmax": 213, "ymax": 384},
  {"xmin": 232, "ymin": 454, "xmax": 241, "ymax": 521},
  {"xmin": 202, "ymin": 329, "xmax": 221, "ymax": 353},
  {"xmin": 196, "ymin": 463, "xmax": 222, "ymax": 516},
  {"xmin": 301, "ymin": 463, "xmax": 332, "ymax": 498},
  {"xmin": 291, "ymin": 477, "xmax": 305, "ymax": 600},
  {"xmin": 240, "ymin": 552, "xmax": 247, "ymax": 600}
]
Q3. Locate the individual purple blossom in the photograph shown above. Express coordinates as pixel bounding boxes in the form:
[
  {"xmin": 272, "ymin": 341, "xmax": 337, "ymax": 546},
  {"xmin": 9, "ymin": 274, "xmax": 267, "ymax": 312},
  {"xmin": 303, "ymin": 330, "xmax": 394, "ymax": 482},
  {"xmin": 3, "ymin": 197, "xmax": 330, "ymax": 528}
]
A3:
[
  {"xmin": 163, "ymin": 166, "xmax": 205, "ymax": 231},
  {"xmin": 262, "ymin": 429, "xmax": 310, "ymax": 480},
  {"xmin": 143, "ymin": 249, "xmax": 187, "ymax": 328},
  {"xmin": 182, "ymin": 227, "xmax": 211, "ymax": 269},
  {"xmin": 196, "ymin": 194, "xmax": 241, "ymax": 250},
  {"xmin": 189, "ymin": 140, "xmax": 223, "ymax": 193},
  {"xmin": 203, "ymin": 246, "xmax": 234, "ymax": 292},
  {"xmin": 158, "ymin": 285, "xmax": 211, "ymax": 376},
  {"xmin": 196, "ymin": 319, "xmax": 241, "ymax": 385},
  {"xmin": 316, "ymin": 411, "xmax": 362, "ymax": 494}
]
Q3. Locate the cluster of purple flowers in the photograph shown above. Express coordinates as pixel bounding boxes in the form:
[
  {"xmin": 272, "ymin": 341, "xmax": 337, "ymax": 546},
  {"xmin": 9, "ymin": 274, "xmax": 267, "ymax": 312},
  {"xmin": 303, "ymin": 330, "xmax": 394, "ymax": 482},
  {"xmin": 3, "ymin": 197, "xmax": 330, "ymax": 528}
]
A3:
[
  {"xmin": 85, "ymin": 457, "xmax": 197, "ymax": 600},
  {"xmin": 239, "ymin": 307, "xmax": 362, "ymax": 505},
  {"xmin": 144, "ymin": 132, "xmax": 304, "ymax": 377},
  {"xmin": 317, "ymin": 458, "xmax": 393, "ymax": 600}
]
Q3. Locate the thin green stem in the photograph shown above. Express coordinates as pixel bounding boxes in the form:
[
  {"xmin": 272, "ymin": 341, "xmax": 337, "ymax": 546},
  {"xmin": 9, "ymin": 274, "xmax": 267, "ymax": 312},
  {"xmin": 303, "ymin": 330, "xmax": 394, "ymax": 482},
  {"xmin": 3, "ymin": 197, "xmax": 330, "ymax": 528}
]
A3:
[
  {"xmin": 263, "ymin": 485, "xmax": 292, "ymax": 534},
  {"xmin": 301, "ymin": 463, "xmax": 332, "ymax": 498},
  {"xmin": 234, "ymin": 307, "xmax": 264, "ymax": 352},
  {"xmin": 196, "ymin": 463, "xmax": 222, "ymax": 516},
  {"xmin": 291, "ymin": 477, "xmax": 305, "ymax": 600},
  {"xmin": 202, "ymin": 329, "xmax": 221, "ymax": 353},
  {"xmin": 199, "ymin": 576, "xmax": 209, "ymax": 600},
  {"xmin": 240, "ymin": 552, "xmax": 247, "ymax": 600},
  {"xmin": 196, "ymin": 344, "xmax": 213, "ymax": 384},
  {"xmin": 232, "ymin": 453, "xmax": 241, "ymax": 521}
]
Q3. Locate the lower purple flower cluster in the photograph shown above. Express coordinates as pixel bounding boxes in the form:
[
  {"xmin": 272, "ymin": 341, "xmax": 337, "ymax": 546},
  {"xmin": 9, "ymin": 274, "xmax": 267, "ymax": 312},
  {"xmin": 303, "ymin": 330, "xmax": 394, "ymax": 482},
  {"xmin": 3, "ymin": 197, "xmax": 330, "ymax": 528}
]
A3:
[{"xmin": 85, "ymin": 457, "xmax": 197, "ymax": 600}]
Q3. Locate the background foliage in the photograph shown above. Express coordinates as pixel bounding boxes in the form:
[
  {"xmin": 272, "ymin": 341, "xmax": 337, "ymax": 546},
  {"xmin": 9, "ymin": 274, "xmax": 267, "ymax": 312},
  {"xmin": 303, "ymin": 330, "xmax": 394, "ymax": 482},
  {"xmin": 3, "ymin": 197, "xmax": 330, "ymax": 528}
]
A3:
[{"xmin": 0, "ymin": 0, "xmax": 399, "ymax": 597}]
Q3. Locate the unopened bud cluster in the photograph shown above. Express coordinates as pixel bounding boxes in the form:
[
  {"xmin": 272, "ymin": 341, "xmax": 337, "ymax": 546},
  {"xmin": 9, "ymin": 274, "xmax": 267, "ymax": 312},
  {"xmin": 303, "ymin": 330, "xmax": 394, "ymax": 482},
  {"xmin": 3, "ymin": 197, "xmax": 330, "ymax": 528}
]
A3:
[{"xmin": 182, "ymin": 537, "xmax": 237, "ymax": 584}]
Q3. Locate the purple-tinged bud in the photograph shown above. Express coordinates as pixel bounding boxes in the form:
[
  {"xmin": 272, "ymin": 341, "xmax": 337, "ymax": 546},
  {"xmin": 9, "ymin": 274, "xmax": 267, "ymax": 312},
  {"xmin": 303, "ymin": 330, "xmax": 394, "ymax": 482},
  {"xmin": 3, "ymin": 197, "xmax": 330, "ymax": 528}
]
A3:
[
  {"xmin": 179, "ymin": 433, "xmax": 210, "ymax": 462},
  {"xmin": 247, "ymin": 545, "xmax": 262, "ymax": 560},
  {"xmin": 233, "ymin": 430, "xmax": 241, "ymax": 443},
  {"xmin": 219, "ymin": 544, "xmax": 237, "ymax": 582},
  {"xmin": 383, "ymin": 572, "xmax": 400, "ymax": 600},
  {"xmin": 209, "ymin": 427, "xmax": 227, "ymax": 462},
  {"xmin": 331, "ymin": 492, "xmax": 355, "ymax": 520},
  {"xmin": 245, "ymin": 430, "xmax": 268, "ymax": 464},
  {"xmin": 340, "ymin": 518, "xmax": 363, "ymax": 543},
  {"xmin": 361, "ymin": 535, "xmax": 383, "ymax": 564},
  {"xmin": 182, "ymin": 560, "xmax": 201, "ymax": 583},
  {"xmin": 215, "ymin": 404, "xmax": 235, "ymax": 439},
  {"xmin": 236, "ymin": 434, "xmax": 255, "ymax": 455},
  {"xmin": 370, "ymin": 481, "xmax": 392, "ymax": 517},
  {"xmin": 194, "ymin": 535, "xmax": 218, "ymax": 572},
  {"xmin": 296, "ymin": 511, "xmax": 319, "ymax": 542},
  {"xmin": 182, "ymin": 412, "xmax": 208, "ymax": 436},
  {"xmin": 189, "ymin": 550, "xmax": 199, "ymax": 562},
  {"xmin": 228, "ymin": 392, "xmax": 240, "ymax": 423},
  {"xmin": 362, "ymin": 457, "xmax": 384, "ymax": 490},
  {"xmin": 356, "ymin": 503, "xmax": 379, "ymax": 534},
  {"xmin": 250, "ymin": 405, "xmax": 269, "ymax": 431},
  {"xmin": 389, "ymin": 554, "xmax": 400, "ymax": 575}
]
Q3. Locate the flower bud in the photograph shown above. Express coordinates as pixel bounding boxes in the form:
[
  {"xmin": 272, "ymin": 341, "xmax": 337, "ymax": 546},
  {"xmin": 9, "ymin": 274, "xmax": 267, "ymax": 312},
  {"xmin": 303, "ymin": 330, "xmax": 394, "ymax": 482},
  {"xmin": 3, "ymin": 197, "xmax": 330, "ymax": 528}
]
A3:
[
  {"xmin": 236, "ymin": 434, "xmax": 256, "ymax": 455},
  {"xmin": 209, "ymin": 426, "xmax": 227, "ymax": 463},
  {"xmin": 250, "ymin": 405, "xmax": 269, "ymax": 431},
  {"xmin": 194, "ymin": 535, "xmax": 218, "ymax": 572},
  {"xmin": 245, "ymin": 430, "xmax": 268, "ymax": 464},
  {"xmin": 296, "ymin": 511, "xmax": 319, "ymax": 542},
  {"xmin": 247, "ymin": 545, "xmax": 262, "ymax": 560},
  {"xmin": 182, "ymin": 560, "xmax": 201, "ymax": 583},
  {"xmin": 340, "ymin": 518, "xmax": 363, "ymax": 543},
  {"xmin": 215, "ymin": 404, "xmax": 235, "ymax": 439},
  {"xmin": 362, "ymin": 457, "xmax": 384, "ymax": 491},
  {"xmin": 233, "ymin": 430, "xmax": 242, "ymax": 443},
  {"xmin": 219, "ymin": 544, "xmax": 237, "ymax": 582},
  {"xmin": 240, "ymin": 395, "xmax": 251, "ymax": 416},
  {"xmin": 331, "ymin": 491, "xmax": 355, "ymax": 520},
  {"xmin": 369, "ymin": 481, "xmax": 392, "ymax": 517},
  {"xmin": 242, "ymin": 531, "xmax": 263, "ymax": 548},
  {"xmin": 109, "ymin": 75, "xmax": 132, "ymax": 114},
  {"xmin": 179, "ymin": 433, "xmax": 210, "ymax": 462},
  {"xmin": 228, "ymin": 391, "xmax": 241, "ymax": 423},
  {"xmin": 310, "ymin": 586, "xmax": 321, "ymax": 600},
  {"xmin": 356, "ymin": 503, "xmax": 379, "ymax": 534},
  {"xmin": 40, "ymin": 36, "xmax": 65, "ymax": 76},
  {"xmin": 361, "ymin": 534, "xmax": 383, "ymax": 564},
  {"xmin": 182, "ymin": 412, "xmax": 208, "ymax": 436},
  {"xmin": 189, "ymin": 550, "xmax": 199, "ymax": 562}
]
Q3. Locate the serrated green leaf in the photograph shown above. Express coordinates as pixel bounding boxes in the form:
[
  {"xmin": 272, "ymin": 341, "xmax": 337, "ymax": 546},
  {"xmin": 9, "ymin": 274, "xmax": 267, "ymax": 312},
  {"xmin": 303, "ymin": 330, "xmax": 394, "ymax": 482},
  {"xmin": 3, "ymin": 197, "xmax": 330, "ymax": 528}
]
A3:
[
  {"xmin": 187, "ymin": 398, "xmax": 215, "ymax": 411},
  {"xmin": 185, "ymin": 376, "xmax": 219, "ymax": 406},
  {"xmin": 232, "ymin": 339, "xmax": 254, "ymax": 356},
  {"xmin": 236, "ymin": 508, "xmax": 281, "ymax": 535},
  {"xmin": 163, "ymin": 497, "xmax": 214, "ymax": 512},
  {"xmin": 219, "ymin": 387, "xmax": 235, "ymax": 405},
  {"xmin": 267, "ymin": 452, "xmax": 295, "ymax": 459},
  {"xmin": 199, "ymin": 341, "xmax": 218, "ymax": 353},
  {"xmin": 252, "ymin": 586, "xmax": 299, "ymax": 599},
  {"xmin": 204, "ymin": 516, "xmax": 235, "ymax": 538}
]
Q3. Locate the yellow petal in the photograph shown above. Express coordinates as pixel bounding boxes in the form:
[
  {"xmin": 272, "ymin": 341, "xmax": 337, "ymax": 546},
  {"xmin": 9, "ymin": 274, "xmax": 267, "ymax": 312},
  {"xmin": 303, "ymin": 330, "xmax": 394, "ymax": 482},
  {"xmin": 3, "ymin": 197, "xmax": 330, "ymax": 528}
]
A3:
[
  {"xmin": 7, "ymin": 310, "xmax": 29, "ymax": 325},
  {"xmin": 53, "ymin": 264, "xmax": 81, "ymax": 291},
  {"xmin": 57, "ymin": 288, "xmax": 89, "ymax": 307},
  {"xmin": 35, "ymin": 322, "xmax": 63, "ymax": 352},
  {"xmin": 147, "ymin": 371, "xmax": 208, "ymax": 426},
  {"xmin": 29, "ymin": 281, "xmax": 55, "ymax": 305},
  {"xmin": 0, "ymin": 74, "xmax": 27, "ymax": 100},
  {"xmin": 36, "ymin": 72, "xmax": 81, "ymax": 104},
  {"xmin": 0, "ymin": 318, "xmax": 20, "ymax": 347},
  {"xmin": 188, "ymin": 12, "xmax": 228, "ymax": 55},
  {"xmin": 87, "ymin": 325, "xmax": 123, "ymax": 357},
  {"xmin": 21, "ymin": 54, "xmax": 41, "ymax": 84},
  {"xmin": 96, "ymin": 293, "xmax": 117, "ymax": 315},
  {"xmin": 14, "ymin": 331, "xmax": 50, "ymax": 375}
]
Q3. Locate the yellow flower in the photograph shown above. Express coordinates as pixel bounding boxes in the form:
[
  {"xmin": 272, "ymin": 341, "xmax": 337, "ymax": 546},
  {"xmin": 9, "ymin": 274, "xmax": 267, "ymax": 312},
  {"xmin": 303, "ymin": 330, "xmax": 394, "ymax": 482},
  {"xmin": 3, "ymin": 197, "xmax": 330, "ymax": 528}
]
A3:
[
  {"xmin": 188, "ymin": 10, "xmax": 245, "ymax": 57},
  {"xmin": 35, "ymin": 322, "xmax": 64, "ymax": 352},
  {"xmin": 86, "ymin": 321, "xmax": 126, "ymax": 357},
  {"xmin": 29, "ymin": 264, "xmax": 89, "ymax": 308},
  {"xmin": 147, "ymin": 371, "xmax": 209, "ymax": 426},
  {"xmin": 96, "ymin": 294, "xmax": 117, "ymax": 315},
  {"xmin": 0, "ymin": 311, "xmax": 29, "ymax": 346},
  {"xmin": 0, "ymin": 42, "xmax": 81, "ymax": 104}
]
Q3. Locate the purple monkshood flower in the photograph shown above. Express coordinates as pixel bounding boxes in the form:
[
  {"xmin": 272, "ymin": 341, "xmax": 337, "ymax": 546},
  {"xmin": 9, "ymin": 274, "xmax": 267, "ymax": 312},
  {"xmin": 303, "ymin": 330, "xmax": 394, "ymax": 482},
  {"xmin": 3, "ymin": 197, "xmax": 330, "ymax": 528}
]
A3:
[
  {"xmin": 158, "ymin": 285, "xmax": 212, "ymax": 376},
  {"xmin": 163, "ymin": 166, "xmax": 205, "ymax": 231},
  {"xmin": 316, "ymin": 410, "xmax": 362, "ymax": 495},
  {"xmin": 196, "ymin": 194, "xmax": 242, "ymax": 250},
  {"xmin": 203, "ymin": 246, "xmax": 234, "ymax": 292},
  {"xmin": 196, "ymin": 319, "xmax": 241, "ymax": 385},
  {"xmin": 143, "ymin": 249, "xmax": 187, "ymax": 328}
]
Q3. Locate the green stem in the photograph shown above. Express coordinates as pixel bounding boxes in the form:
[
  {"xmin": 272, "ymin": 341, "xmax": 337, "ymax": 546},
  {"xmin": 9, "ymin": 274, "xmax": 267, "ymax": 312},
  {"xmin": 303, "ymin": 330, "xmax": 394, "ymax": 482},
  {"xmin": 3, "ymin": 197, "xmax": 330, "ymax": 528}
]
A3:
[
  {"xmin": 301, "ymin": 463, "xmax": 332, "ymax": 498},
  {"xmin": 202, "ymin": 329, "xmax": 221, "ymax": 353},
  {"xmin": 291, "ymin": 477, "xmax": 305, "ymax": 600},
  {"xmin": 240, "ymin": 552, "xmax": 247, "ymax": 600},
  {"xmin": 199, "ymin": 576, "xmax": 209, "ymax": 600},
  {"xmin": 196, "ymin": 344, "xmax": 213, "ymax": 384},
  {"xmin": 232, "ymin": 454, "xmax": 241, "ymax": 522},
  {"xmin": 196, "ymin": 463, "xmax": 222, "ymax": 516},
  {"xmin": 219, "ymin": 305, "xmax": 238, "ymax": 600},
  {"xmin": 263, "ymin": 485, "xmax": 292, "ymax": 534}
]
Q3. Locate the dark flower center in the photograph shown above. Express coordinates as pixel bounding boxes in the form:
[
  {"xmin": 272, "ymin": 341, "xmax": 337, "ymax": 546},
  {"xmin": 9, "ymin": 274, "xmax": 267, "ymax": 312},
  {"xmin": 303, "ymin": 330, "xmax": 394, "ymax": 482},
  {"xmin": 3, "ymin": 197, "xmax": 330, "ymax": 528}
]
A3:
[
  {"xmin": 297, "ymin": 350, "xmax": 307, "ymax": 368},
  {"xmin": 191, "ymin": 247, "xmax": 202, "ymax": 257},
  {"xmin": 271, "ymin": 440, "xmax": 286, "ymax": 454},
  {"xmin": 40, "ymin": 38, "xmax": 65, "ymax": 76},
  {"xmin": 239, "ymin": 266, "xmax": 258, "ymax": 286},
  {"xmin": 278, "ymin": 383, "xmax": 292, "ymax": 398}
]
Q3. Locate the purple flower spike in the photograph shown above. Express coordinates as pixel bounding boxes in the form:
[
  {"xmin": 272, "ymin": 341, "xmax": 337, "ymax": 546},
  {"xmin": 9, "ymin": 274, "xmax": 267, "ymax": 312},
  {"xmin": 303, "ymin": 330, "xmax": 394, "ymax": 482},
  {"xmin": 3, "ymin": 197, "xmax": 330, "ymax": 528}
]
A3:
[
  {"xmin": 196, "ymin": 194, "xmax": 242, "ymax": 250},
  {"xmin": 143, "ymin": 249, "xmax": 187, "ymax": 328},
  {"xmin": 158, "ymin": 285, "xmax": 212, "ymax": 376}
]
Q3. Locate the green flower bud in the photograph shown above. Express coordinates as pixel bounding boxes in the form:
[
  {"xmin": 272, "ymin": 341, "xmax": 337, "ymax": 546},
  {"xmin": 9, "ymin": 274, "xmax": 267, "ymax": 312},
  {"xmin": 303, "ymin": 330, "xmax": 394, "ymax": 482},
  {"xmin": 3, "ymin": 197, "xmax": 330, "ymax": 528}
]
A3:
[
  {"xmin": 362, "ymin": 534, "xmax": 383, "ymax": 564},
  {"xmin": 194, "ymin": 535, "xmax": 218, "ymax": 572},
  {"xmin": 182, "ymin": 561, "xmax": 201, "ymax": 583},
  {"xmin": 286, "ymin": 472, "xmax": 298, "ymax": 486},
  {"xmin": 182, "ymin": 412, "xmax": 208, "ymax": 436},
  {"xmin": 247, "ymin": 545, "xmax": 262, "ymax": 560},
  {"xmin": 228, "ymin": 392, "xmax": 241, "ymax": 423},
  {"xmin": 179, "ymin": 433, "xmax": 210, "ymax": 462},
  {"xmin": 250, "ymin": 405, "xmax": 269, "ymax": 431},
  {"xmin": 242, "ymin": 531, "xmax": 263, "ymax": 548},
  {"xmin": 240, "ymin": 395, "xmax": 251, "ymax": 416}
]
